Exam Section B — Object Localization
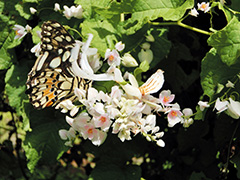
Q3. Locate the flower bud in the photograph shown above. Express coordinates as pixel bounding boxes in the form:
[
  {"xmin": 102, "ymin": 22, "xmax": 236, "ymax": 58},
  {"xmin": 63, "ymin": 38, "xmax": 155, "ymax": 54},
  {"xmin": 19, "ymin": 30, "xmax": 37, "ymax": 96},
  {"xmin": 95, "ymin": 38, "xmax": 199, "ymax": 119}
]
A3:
[
  {"xmin": 30, "ymin": 7, "xmax": 37, "ymax": 14},
  {"xmin": 146, "ymin": 34, "xmax": 155, "ymax": 42},
  {"xmin": 54, "ymin": 3, "xmax": 61, "ymax": 12},
  {"xmin": 138, "ymin": 49, "xmax": 153, "ymax": 64},
  {"xmin": 122, "ymin": 53, "xmax": 138, "ymax": 67},
  {"xmin": 141, "ymin": 42, "xmax": 151, "ymax": 50}
]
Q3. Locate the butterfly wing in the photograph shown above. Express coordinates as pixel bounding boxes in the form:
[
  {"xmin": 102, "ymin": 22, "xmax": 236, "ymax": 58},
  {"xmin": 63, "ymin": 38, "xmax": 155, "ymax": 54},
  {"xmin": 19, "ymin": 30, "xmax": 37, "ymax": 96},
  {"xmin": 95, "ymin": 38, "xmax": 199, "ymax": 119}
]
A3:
[
  {"xmin": 26, "ymin": 20, "xmax": 91, "ymax": 109},
  {"xmin": 28, "ymin": 20, "xmax": 75, "ymax": 78}
]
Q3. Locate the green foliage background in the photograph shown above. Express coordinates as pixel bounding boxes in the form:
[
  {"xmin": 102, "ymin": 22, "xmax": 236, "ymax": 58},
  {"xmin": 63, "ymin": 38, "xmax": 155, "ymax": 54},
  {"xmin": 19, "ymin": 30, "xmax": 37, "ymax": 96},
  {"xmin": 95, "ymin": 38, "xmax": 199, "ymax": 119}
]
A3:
[{"xmin": 1, "ymin": 0, "xmax": 240, "ymax": 179}]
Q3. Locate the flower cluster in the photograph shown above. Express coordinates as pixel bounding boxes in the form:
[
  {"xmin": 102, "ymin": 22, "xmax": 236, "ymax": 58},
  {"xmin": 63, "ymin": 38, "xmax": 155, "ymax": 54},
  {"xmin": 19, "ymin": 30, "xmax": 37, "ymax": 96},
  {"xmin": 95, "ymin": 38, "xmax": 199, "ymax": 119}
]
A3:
[
  {"xmin": 197, "ymin": 78, "xmax": 240, "ymax": 120},
  {"xmin": 59, "ymin": 72, "xmax": 166, "ymax": 146},
  {"xmin": 189, "ymin": 2, "xmax": 211, "ymax": 17},
  {"xmin": 214, "ymin": 98, "xmax": 240, "ymax": 119},
  {"xmin": 59, "ymin": 64, "xmax": 194, "ymax": 146},
  {"xmin": 28, "ymin": 3, "xmax": 83, "ymax": 20},
  {"xmin": 105, "ymin": 41, "xmax": 138, "ymax": 68},
  {"xmin": 63, "ymin": 4, "xmax": 83, "ymax": 19}
]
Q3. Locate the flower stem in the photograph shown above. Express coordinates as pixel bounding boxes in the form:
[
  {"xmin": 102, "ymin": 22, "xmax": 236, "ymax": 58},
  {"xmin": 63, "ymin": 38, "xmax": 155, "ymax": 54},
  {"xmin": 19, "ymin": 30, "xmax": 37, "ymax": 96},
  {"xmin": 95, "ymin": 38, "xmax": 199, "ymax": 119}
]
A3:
[{"xmin": 150, "ymin": 21, "xmax": 213, "ymax": 36}]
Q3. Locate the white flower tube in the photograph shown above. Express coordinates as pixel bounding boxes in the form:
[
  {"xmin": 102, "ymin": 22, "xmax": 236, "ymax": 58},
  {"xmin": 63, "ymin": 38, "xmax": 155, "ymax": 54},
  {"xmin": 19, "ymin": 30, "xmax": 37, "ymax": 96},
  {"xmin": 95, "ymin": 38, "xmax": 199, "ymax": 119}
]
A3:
[{"xmin": 71, "ymin": 34, "xmax": 114, "ymax": 81}]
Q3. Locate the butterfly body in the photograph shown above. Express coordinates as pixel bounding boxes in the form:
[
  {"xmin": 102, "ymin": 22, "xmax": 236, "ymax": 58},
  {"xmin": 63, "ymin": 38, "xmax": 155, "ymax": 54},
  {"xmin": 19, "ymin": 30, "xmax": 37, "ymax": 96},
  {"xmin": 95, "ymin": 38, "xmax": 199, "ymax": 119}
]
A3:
[{"xmin": 26, "ymin": 20, "xmax": 91, "ymax": 109}]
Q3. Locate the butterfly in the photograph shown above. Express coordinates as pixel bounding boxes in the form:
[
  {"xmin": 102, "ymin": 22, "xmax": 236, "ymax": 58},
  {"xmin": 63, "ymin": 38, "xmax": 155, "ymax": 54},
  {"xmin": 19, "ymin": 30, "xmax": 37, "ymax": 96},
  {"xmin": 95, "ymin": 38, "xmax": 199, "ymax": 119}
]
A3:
[{"xmin": 26, "ymin": 20, "xmax": 92, "ymax": 109}]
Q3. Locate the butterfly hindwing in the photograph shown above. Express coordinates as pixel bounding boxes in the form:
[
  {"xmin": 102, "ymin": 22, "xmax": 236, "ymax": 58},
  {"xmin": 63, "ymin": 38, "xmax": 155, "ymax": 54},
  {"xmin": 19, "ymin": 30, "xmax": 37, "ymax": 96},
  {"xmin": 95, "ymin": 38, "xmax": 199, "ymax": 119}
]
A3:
[{"xmin": 26, "ymin": 20, "xmax": 92, "ymax": 109}]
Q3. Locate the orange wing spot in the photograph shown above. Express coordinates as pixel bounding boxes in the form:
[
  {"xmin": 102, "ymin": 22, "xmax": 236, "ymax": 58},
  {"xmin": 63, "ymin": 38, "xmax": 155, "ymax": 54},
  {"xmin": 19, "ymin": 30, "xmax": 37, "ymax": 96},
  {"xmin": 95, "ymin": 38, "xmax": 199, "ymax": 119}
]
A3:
[
  {"xmin": 47, "ymin": 92, "xmax": 55, "ymax": 100},
  {"xmin": 43, "ymin": 88, "xmax": 51, "ymax": 96},
  {"xmin": 45, "ymin": 101, "xmax": 53, "ymax": 107},
  {"xmin": 44, "ymin": 92, "xmax": 55, "ymax": 107},
  {"xmin": 46, "ymin": 79, "xmax": 53, "ymax": 84}
]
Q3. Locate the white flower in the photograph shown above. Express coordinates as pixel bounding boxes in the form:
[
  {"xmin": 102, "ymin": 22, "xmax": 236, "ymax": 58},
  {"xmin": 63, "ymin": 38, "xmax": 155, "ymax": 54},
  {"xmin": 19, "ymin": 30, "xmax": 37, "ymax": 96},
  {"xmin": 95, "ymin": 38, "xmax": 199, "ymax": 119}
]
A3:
[
  {"xmin": 189, "ymin": 8, "xmax": 199, "ymax": 17},
  {"xmin": 13, "ymin": 24, "xmax": 32, "ymax": 40},
  {"xmin": 113, "ymin": 68, "xmax": 142, "ymax": 98},
  {"xmin": 93, "ymin": 114, "xmax": 112, "ymax": 132},
  {"xmin": 159, "ymin": 90, "xmax": 175, "ymax": 106},
  {"xmin": 226, "ymin": 80, "xmax": 235, "ymax": 88},
  {"xmin": 115, "ymin": 41, "xmax": 125, "ymax": 51},
  {"xmin": 72, "ymin": 112, "xmax": 91, "ymax": 131},
  {"xmin": 59, "ymin": 128, "xmax": 76, "ymax": 146},
  {"xmin": 63, "ymin": 5, "xmax": 72, "ymax": 19},
  {"xmin": 227, "ymin": 98, "xmax": 240, "ymax": 119},
  {"xmin": 30, "ymin": 7, "xmax": 37, "ymax": 14},
  {"xmin": 25, "ymin": 25, "xmax": 32, "ymax": 32},
  {"xmin": 30, "ymin": 42, "xmax": 41, "ymax": 57},
  {"xmin": 55, "ymin": 99, "xmax": 79, "ymax": 117},
  {"xmin": 197, "ymin": 2, "xmax": 211, "ymax": 13},
  {"xmin": 214, "ymin": 98, "xmax": 229, "ymax": 113},
  {"xmin": 63, "ymin": 5, "xmax": 83, "ymax": 19},
  {"xmin": 138, "ymin": 49, "xmax": 153, "ymax": 64},
  {"xmin": 118, "ymin": 128, "xmax": 132, "ymax": 142},
  {"xmin": 182, "ymin": 108, "xmax": 194, "ymax": 128},
  {"xmin": 121, "ymin": 53, "xmax": 138, "ymax": 67},
  {"xmin": 54, "ymin": 3, "xmax": 61, "ymax": 12},
  {"xmin": 198, "ymin": 101, "xmax": 210, "ymax": 111},
  {"xmin": 105, "ymin": 49, "xmax": 121, "ymax": 66},
  {"xmin": 166, "ymin": 104, "xmax": 183, "ymax": 127},
  {"xmin": 71, "ymin": 5, "xmax": 83, "ymax": 19},
  {"xmin": 71, "ymin": 34, "xmax": 114, "ymax": 81},
  {"xmin": 87, "ymin": 49, "xmax": 102, "ymax": 72}
]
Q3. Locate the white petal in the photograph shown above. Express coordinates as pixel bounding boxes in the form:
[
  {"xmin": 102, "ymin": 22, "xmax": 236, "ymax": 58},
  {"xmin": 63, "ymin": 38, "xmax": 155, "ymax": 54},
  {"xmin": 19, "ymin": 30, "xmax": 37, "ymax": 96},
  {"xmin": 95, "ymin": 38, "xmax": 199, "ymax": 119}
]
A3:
[
  {"xmin": 128, "ymin": 73, "xmax": 139, "ymax": 88},
  {"xmin": 59, "ymin": 129, "xmax": 68, "ymax": 140},
  {"xmin": 122, "ymin": 84, "xmax": 142, "ymax": 99},
  {"xmin": 227, "ymin": 98, "xmax": 240, "ymax": 119},
  {"xmin": 156, "ymin": 139, "xmax": 165, "ymax": 147},
  {"xmin": 139, "ymin": 69, "xmax": 164, "ymax": 95}
]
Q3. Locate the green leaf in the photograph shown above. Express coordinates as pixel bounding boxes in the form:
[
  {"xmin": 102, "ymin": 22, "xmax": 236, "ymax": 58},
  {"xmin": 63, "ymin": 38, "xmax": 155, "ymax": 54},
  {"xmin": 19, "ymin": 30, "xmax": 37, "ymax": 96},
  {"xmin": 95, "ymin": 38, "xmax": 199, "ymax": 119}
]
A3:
[
  {"xmin": 23, "ymin": 0, "xmax": 39, "ymax": 2},
  {"xmin": 148, "ymin": 28, "xmax": 171, "ymax": 68},
  {"xmin": 15, "ymin": 3, "xmax": 31, "ymax": 20},
  {"xmin": 4, "ymin": 60, "xmax": 31, "ymax": 131},
  {"xmin": 157, "ymin": 41, "xmax": 199, "ymax": 93},
  {"xmin": 230, "ymin": 0, "xmax": 240, "ymax": 12},
  {"xmin": 32, "ymin": 25, "xmax": 41, "ymax": 44},
  {"xmin": 23, "ymin": 108, "xmax": 69, "ymax": 172},
  {"xmin": 208, "ymin": 16, "xmax": 240, "ymax": 66},
  {"xmin": 84, "ymin": 135, "xmax": 145, "ymax": 180},
  {"xmin": 90, "ymin": 163, "xmax": 141, "ymax": 180},
  {"xmin": 0, "ymin": 16, "xmax": 19, "ymax": 70},
  {"xmin": 200, "ymin": 48, "xmax": 240, "ymax": 100},
  {"xmin": 120, "ymin": 0, "xmax": 194, "ymax": 34},
  {"xmin": 134, "ymin": 61, "xmax": 150, "ymax": 83},
  {"xmin": 81, "ymin": 19, "xmax": 119, "ymax": 56},
  {"xmin": 189, "ymin": 172, "xmax": 211, "ymax": 180},
  {"xmin": 75, "ymin": 0, "xmax": 111, "ymax": 18},
  {"xmin": 4, "ymin": 62, "xmax": 29, "ymax": 115},
  {"xmin": 0, "ymin": 1, "xmax": 4, "ymax": 13}
]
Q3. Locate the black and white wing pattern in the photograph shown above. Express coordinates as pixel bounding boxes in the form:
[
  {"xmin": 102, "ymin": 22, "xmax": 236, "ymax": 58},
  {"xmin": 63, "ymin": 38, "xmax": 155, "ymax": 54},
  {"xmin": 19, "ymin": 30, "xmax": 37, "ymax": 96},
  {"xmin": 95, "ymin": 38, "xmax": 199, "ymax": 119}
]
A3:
[{"xmin": 26, "ymin": 20, "xmax": 92, "ymax": 109}]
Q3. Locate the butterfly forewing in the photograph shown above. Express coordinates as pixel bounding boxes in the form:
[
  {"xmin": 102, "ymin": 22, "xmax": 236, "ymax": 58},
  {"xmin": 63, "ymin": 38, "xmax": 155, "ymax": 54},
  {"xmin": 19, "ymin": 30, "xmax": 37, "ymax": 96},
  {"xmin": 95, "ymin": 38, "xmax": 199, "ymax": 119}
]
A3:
[
  {"xmin": 28, "ymin": 21, "xmax": 75, "ymax": 78},
  {"xmin": 26, "ymin": 20, "xmax": 91, "ymax": 109}
]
